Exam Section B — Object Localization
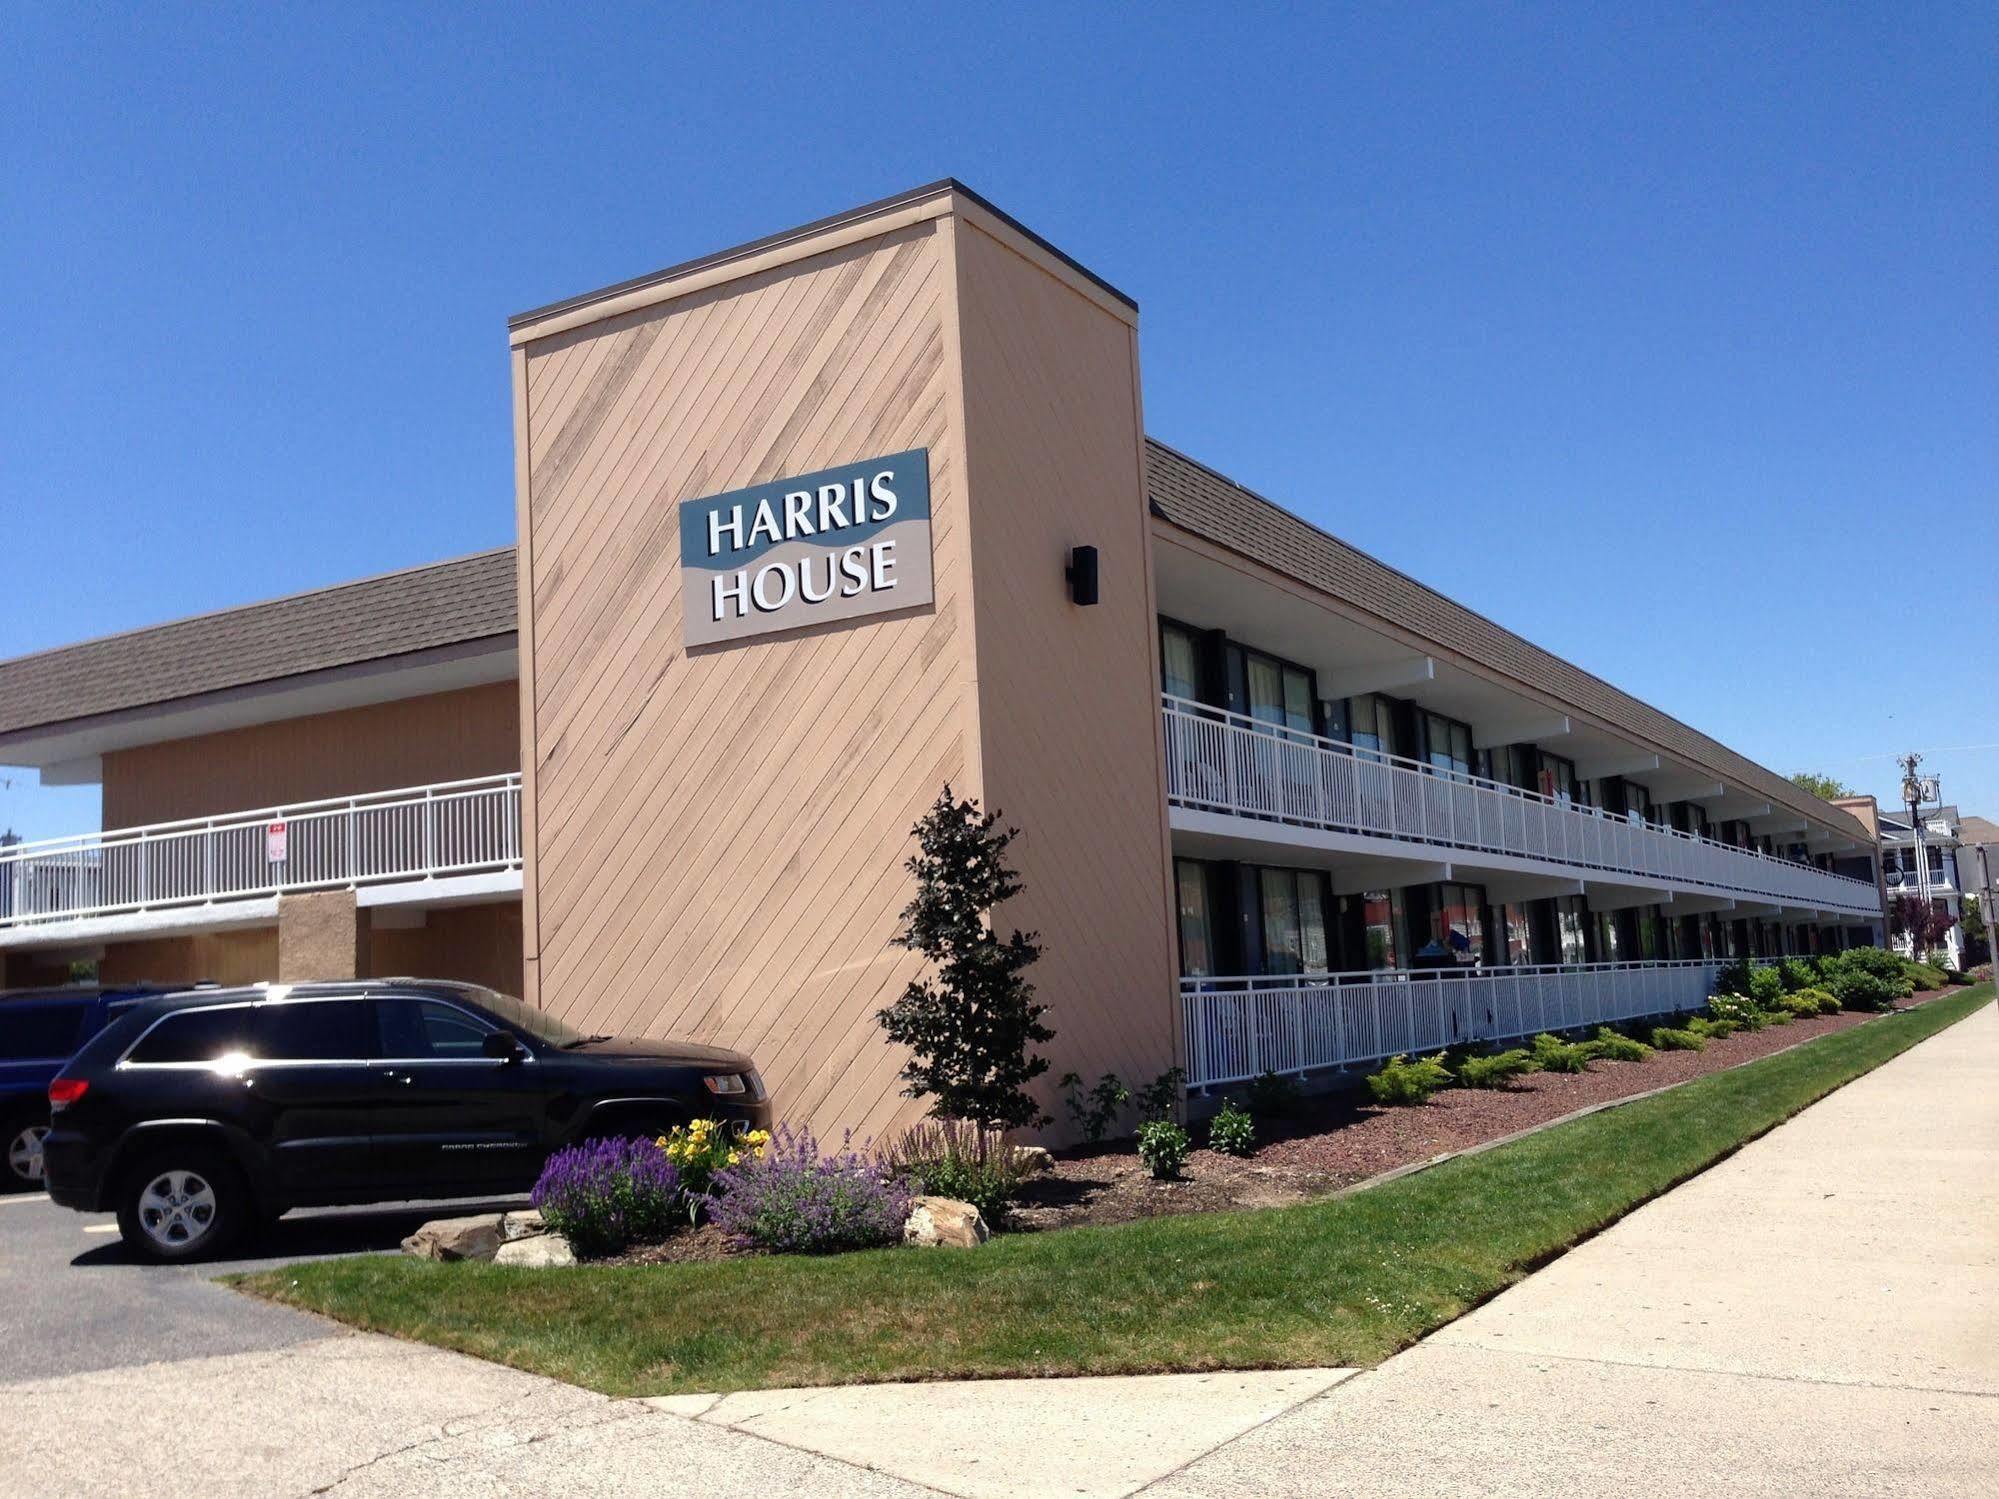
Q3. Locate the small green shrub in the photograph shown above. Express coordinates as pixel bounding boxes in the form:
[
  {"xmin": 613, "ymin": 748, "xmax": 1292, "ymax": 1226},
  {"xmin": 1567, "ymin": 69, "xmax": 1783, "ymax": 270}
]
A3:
[
  {"xmin": 1456, "ymin": 1049, "xmax": 1535, "ymax": 1088},
  {"xmin": 1801, "ymin": 986, "xmax": 1842, "ymax": 1015},
  {"xmin": 1247, "ymin": 1070, "xmax": 1306, "ymax": 1119},
  {"xmin": 1834, "ymin": 947, "xmax": 1906, "ymax": 982},
  {"xmin": 1830, "ymin": 967, "xmax": 1899, "ymax": 1011},
  {"xmin": 1135, "ymin": 1067, "xmax": 1187, "ymax": 1124},
  {"xmin": 881, "ymin": 1118, "xmax": 1036, "ymax": 1224},
  {"xmin": 1746, "ymin": 966, "xmax": 1785, "ymax": 1006},
  {"xmin": 1713, "ymin": 960, "xmax": 1753, "ymax": 997},
  {"xmin": 1060, "ymin": 1071, "xmax": 1128, "ymax": 1143},
  {"xmin": 1705, "ymin": 992, "xmax": 1765, "ymax": 1028},
  {"xmin": 1906, "ymin": 962, "xmax": 1948, "ymax": 992},
  {"xmin": 1136, "ymin": 1119, "xmax": 1191, "ymax": 1179},
  {"xmin": 1206, "ymin": 1100, "xmax": 1256, "ymax": 1156},
  {"xmin": 1688, "ymin": 1015, "xmax": 1745, "ymax": 1039},
  {"xmin": 1776, "ymin": 991, "xmax": 1825, "ymax": 1019},
  {"xmin": 1778, "ymin": 957, "xmax": 1820, "ymax": 992},
  {"xmin": 1581, "ymin": 1027, "xmax": 1652, "ymax": 1062},
  {"xmin": 1528, "ymin": 1032, "xmax": 1589, "ymax": 1074},
  {"xmin": 1365, "ymin": 1053, "xmax": 1453, "ymax": 1106},
  {"xmin": 1651, "ymin": 1025, "xmax": 1705, "ymax": 1051}
]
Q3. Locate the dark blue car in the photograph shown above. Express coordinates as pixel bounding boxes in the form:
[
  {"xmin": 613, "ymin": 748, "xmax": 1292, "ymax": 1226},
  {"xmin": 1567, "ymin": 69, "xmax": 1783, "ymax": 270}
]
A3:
[{"xmin": 2, "ymin": 986, "xmax": 191, "ymax": 1189}]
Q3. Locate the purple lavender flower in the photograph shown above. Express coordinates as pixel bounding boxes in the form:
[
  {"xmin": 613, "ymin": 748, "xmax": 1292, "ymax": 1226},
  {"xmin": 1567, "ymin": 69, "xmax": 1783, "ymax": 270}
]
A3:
[
  {"xmin": 708, "ymin": 1123, "xmax": 910, "ymax": 1254},
  {"xmin": 530, "ymin": 1137, "xmax": 683, "ymax": 1258}
]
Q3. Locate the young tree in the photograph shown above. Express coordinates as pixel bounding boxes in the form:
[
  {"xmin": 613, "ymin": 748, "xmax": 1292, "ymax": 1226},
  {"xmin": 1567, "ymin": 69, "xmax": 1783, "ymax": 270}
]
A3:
[
  {"xmin": 1889, "ymin": 893, "xmax": 1956, "ymax": 956},
  {"xmin": 877, "ymin": 787, "xmax": 1052, "ymax": 1130},
  {"xmin": 1789, "ymin": 770, "xmax": 1855, "ymax": 801}
]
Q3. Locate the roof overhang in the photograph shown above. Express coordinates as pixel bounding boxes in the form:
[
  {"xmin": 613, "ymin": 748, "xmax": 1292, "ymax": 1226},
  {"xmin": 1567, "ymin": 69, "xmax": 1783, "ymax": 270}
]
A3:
[{"xmin": 0, "ymin": 634, "xmax": 516, "ymax": 780}]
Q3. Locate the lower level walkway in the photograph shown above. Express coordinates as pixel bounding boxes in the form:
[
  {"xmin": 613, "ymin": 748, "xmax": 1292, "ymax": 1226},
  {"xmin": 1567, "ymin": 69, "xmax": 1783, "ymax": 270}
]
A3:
[{"xmin": 4, "ymin": 998, "xmax": 1992, "ymax": 1498}]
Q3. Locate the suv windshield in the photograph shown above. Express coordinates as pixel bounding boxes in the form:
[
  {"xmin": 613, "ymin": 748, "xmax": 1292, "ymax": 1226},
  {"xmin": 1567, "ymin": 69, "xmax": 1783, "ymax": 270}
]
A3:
[{"xmin": 455, "ymin": 987, "xmax": 596, "ymax": 1049}]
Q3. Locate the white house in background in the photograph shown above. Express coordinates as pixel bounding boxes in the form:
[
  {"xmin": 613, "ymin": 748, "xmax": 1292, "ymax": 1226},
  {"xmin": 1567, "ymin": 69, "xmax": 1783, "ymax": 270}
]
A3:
[{"xmin": 1877, "ymin": 803, "xmax": 1965, "ymax": 968}]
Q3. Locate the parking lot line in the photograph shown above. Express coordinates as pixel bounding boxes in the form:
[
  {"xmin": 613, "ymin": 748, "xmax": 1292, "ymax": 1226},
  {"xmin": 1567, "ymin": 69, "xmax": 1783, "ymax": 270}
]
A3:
[{"xmin": 1, "ymin": 1193, "xmax": 50, "ymax": 1206}]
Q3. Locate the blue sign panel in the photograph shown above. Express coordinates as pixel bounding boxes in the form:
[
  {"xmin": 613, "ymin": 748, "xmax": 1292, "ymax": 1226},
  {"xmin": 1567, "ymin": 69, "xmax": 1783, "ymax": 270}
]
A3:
[{"xmin": 679, "ymin": 449, "xmax": 934, "ymax": 647}]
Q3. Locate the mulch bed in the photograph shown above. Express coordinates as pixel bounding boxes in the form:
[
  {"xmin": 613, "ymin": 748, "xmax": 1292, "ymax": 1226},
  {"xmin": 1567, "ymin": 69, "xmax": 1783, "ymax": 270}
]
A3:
[
  {"xmin": 1007, "ymin": 986, "xmax": 1969, "ymax": 1233},
  {"xmin": 589, "ymin": 986, "xmax": 1973, "ymax": 1260},
  {"xmin": 612, "ymin": 1222, "xmax": 760, "ymax": 1265}
]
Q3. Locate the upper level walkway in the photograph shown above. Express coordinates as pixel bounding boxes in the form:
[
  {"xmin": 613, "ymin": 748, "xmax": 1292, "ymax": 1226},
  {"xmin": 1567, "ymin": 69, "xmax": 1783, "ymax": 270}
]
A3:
[
  {"xmin": 0, "ymin": 774, "xmax": 522, "ymax": 949},
  {"xmin": 1163, "ymin": 696, "xmax": 1883, "ymax": 922}
]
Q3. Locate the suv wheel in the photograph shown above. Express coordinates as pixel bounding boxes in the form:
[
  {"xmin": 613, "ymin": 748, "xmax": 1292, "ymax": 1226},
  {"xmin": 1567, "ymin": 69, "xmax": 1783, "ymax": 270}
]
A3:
[
  {"xmin": 4, "ymin": 1120, "xmax": 49, "ymax": 1189},
  {"xmin": 115, "ymin": 1150, "xmax": 247, "ymax": 1262}
]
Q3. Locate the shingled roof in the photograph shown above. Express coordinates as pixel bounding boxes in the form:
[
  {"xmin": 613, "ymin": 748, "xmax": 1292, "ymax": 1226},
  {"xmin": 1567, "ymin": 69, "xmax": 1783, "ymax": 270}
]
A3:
[
  {"xmin": 1143, "ymin": 438, "xmax": 1874, "ymax": 844},
  {"xmin": 0, "ymin": 547, "xmax": 516, "ymax": 738}
]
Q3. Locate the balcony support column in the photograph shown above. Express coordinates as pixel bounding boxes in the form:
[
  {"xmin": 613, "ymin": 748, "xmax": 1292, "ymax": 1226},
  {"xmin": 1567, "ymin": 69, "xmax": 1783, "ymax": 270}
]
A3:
[{"xmin": 278, "ymin": 889, "xmax": 371, "ymax": 981}]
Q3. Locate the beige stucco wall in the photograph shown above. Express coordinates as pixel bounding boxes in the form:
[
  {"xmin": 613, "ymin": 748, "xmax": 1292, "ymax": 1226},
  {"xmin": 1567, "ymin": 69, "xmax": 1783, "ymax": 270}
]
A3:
[
  {"xmin": 951, "ymin": 216, "xmax": 1179, "ymax": 1117},
  {"xmin": 277, "ymin": 890, "xmax": 369, "ymax": 981},
  {"xmin": 511, "ymin": 188, "xmax": 1176, "ymax": 1139}
]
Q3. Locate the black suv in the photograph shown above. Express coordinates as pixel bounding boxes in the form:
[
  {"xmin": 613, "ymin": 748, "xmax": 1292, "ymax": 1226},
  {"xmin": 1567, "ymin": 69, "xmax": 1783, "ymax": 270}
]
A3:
[
  {"xmin": 2, "ymin": 985, "xmax": 190, "ymax": 1190},
  {"xmin": 43, "ymin": 979, "xmax": 770, "ymax": 1260}
]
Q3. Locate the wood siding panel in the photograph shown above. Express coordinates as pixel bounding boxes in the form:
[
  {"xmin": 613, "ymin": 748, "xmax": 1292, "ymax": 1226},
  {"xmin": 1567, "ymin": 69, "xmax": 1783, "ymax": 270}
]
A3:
[
  {"xmin": 98, "ymin": 928, "xmax": 280, "ymax": 987},
  {"xmin": 518, "ymin": 218, "xmax": 981, "ymax": 1141},
  {"xmin": 100, "ymin": 682, "xmax": 521, "ymax": 828},
  {"xmin": 951, "ymin": 217, "xmax": 1180, "ymax": 1121},
  {"xmin": 367, "ymin": 902, "xmax": 523, "ymax": 995},
  {"xmin": 88, "ymin": 904, "xmax": 522, "ymax": 994}
]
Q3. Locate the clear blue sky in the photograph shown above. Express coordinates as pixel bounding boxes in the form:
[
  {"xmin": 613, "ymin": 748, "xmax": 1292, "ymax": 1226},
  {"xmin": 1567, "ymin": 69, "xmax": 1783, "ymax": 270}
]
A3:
[{"xmin": 2, "ymin": 4, "xmax": 1993, "ymax": 841}]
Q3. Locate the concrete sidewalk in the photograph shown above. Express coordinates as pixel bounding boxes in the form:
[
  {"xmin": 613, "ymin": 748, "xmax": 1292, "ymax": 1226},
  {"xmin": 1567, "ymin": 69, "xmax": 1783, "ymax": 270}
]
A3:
[
  {"xmin": 1147, "ymin": 997, "xmax": 1999, "ymax": 1498},
  {"xmin": 5, "ymin": 999, "xmax": 1992, "ymax": 1498}
]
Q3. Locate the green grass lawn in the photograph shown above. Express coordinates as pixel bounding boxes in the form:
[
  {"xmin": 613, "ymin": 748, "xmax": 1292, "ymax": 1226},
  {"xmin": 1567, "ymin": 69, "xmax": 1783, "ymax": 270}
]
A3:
[{"xmin": 234, "ymin": 984, "xmax": 1992, "ymax": 1396}]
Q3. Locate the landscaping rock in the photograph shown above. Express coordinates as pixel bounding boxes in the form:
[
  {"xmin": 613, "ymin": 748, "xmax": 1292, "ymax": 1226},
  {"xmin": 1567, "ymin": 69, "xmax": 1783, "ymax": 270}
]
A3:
[
  {"xmin": 903, "ymin": 1196, "xmax": 988, "ymax": 1248},
  {"xmin": 1014, "ymin": 1146, "xmax": 1055, "ymax": 1174},
  {"xmin": 400, "ymin": 1213, "xmax": 506, "ymax": 1262},
  {"xmin": 493, "ymin": 1233, "xmax": 577, "ymax": 1268},
  {"xmin": 499, "ymin": 1209, "xmax": 546, "ymax": 1242}
]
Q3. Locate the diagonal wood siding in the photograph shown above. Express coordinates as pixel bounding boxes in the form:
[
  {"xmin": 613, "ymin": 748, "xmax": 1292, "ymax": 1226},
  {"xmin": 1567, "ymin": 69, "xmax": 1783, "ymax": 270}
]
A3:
[
  {"xmin": 516, "ymin": 218, "xmax": 978, "ymax": 1140},
  {"xmin": 513, "ymin": 192, "xmax": 1180, "ymax": 1141}
]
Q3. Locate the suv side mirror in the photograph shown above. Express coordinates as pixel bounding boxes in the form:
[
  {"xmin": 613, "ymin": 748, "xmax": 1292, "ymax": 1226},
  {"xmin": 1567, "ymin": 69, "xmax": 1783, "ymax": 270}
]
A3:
[{"xmin": 482, "ymin": 1030, "xmax": 526, "ymax": 1064}]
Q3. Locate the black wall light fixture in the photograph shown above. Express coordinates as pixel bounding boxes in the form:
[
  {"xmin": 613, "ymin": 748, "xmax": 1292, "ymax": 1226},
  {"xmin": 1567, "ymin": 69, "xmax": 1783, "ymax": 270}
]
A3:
[{"xmin": 1066, "ymin": 545, "xmax": 1099, "ymax": 606}]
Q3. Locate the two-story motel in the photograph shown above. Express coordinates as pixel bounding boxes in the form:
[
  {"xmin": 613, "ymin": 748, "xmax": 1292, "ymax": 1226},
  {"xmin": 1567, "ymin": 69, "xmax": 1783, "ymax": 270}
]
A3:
[{"xmin": 0, "ymin": 182, "xmax": 1888, "ymax": 1137}]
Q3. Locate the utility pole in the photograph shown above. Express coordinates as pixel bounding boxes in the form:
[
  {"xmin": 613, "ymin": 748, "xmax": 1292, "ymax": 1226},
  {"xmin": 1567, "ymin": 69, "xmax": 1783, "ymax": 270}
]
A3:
[
  {"xmin": 1897, "ymin": 751, "xmax": 1944, "ymax": 961},
  {"xmin": 1898, "ymin": 752, "xmax": 1927, "ymax": 957},
  {"xmin": 1975, "ymin": 841, "xmax": 1997, "ymax": 973}
]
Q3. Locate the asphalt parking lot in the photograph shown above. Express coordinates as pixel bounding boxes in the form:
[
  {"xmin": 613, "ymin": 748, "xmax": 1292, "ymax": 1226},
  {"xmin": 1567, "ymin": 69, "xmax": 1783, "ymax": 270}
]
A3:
[{"xmin": 0, "ymin": 1186, "xmax": 527, "ymax": 1383}]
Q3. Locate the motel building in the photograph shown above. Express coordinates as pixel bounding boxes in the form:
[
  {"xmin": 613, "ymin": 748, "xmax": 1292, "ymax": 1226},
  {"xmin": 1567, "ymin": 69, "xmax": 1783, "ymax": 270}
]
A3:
[{"xmin": 0, "ymin": 182, "xmax": 1889, "ymax": 1138}]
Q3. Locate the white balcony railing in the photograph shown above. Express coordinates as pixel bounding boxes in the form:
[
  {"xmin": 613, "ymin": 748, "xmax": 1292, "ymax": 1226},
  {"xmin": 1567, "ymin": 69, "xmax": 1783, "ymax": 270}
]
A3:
[
  {"xmin": 1162, "ymin": 696, "xmax": 1881, "ymax": 919},
  {"xmin": 1883, "ymin": 869, "xmax": 1952, "ymax": 896},
  {"xmin": 1181, "ymin": 960, "xmax": 1728, "ymax": 1087},
  {"xmin": 0, "ymin": 775, "xmax": 522, "ymax": 930}
]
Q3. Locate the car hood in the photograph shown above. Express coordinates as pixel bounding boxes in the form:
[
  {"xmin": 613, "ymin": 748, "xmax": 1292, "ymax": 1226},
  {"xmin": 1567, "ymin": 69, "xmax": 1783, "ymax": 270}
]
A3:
[{"xmin": 559, "ymin": 1036, "xmax": 755, "ymax": 1070}]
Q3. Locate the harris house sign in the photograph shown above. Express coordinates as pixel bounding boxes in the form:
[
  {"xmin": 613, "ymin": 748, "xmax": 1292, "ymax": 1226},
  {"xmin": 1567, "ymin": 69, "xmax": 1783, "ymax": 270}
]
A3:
[{"xmin": 678, "ymin": 448, "xmax": 934, "ymax": 648}]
